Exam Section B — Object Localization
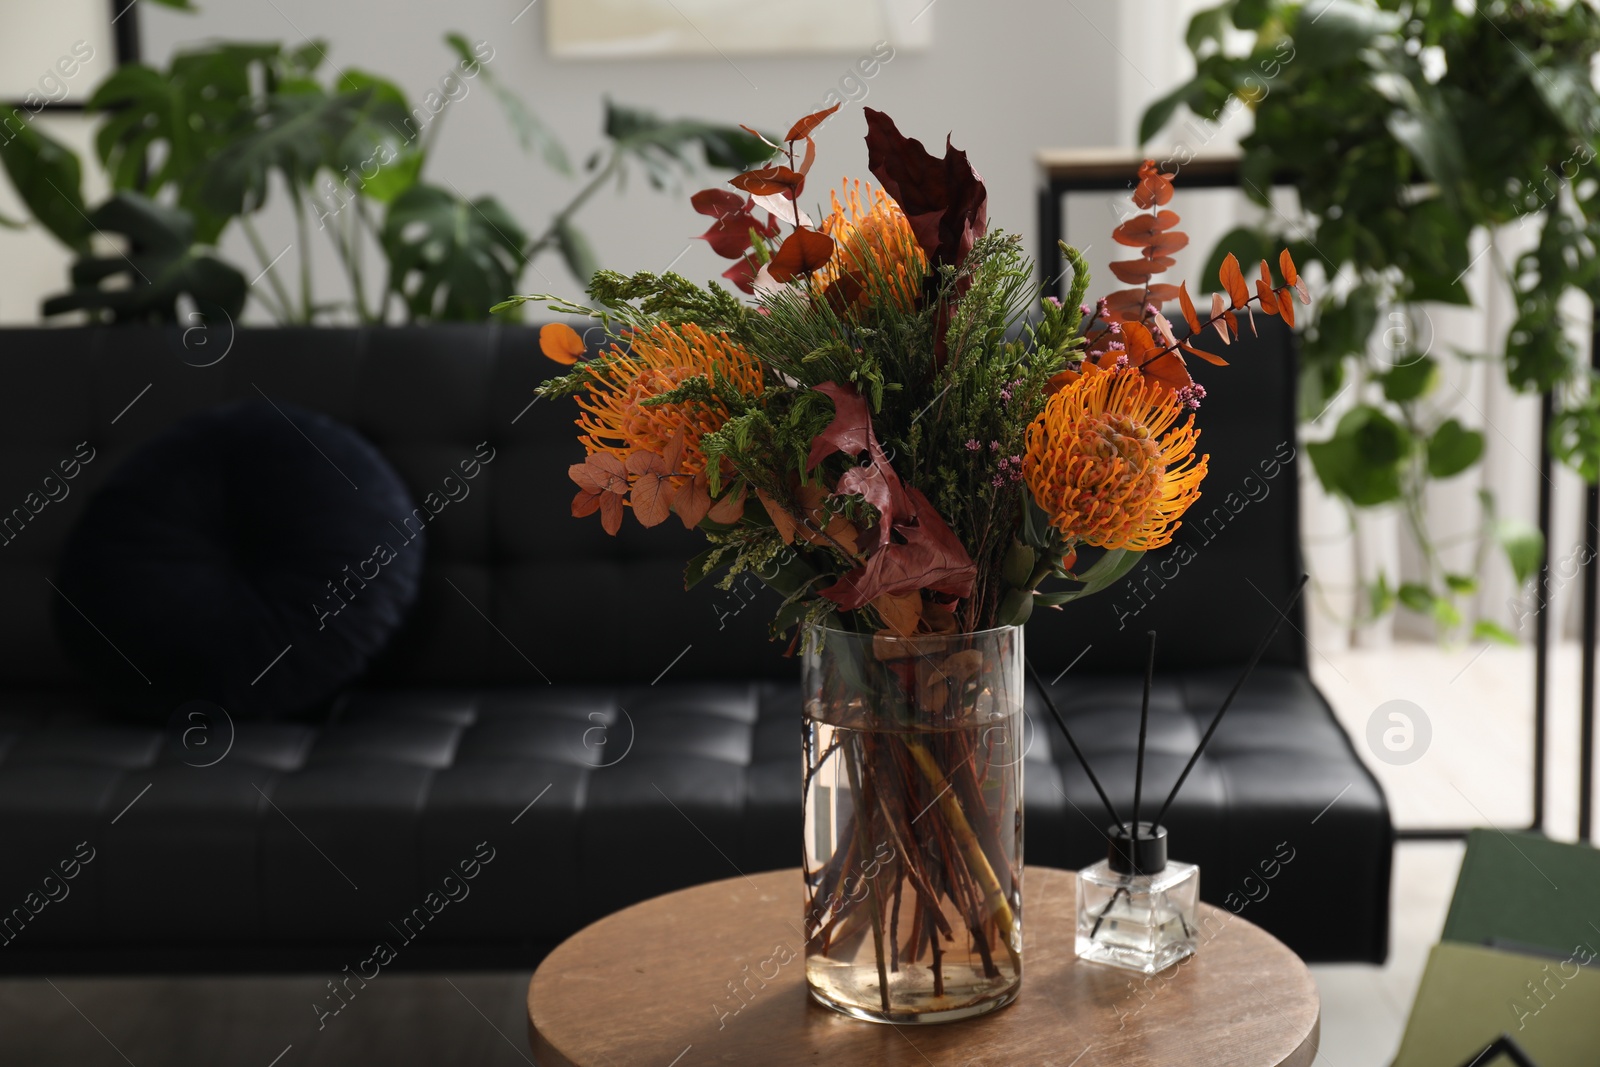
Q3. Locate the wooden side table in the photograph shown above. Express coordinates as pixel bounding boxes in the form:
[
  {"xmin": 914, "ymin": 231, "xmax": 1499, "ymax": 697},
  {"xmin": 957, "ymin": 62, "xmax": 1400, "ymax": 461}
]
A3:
[{"xmin": 527, "ymin": 867, "xmax": 1319, "ymax": 1066}]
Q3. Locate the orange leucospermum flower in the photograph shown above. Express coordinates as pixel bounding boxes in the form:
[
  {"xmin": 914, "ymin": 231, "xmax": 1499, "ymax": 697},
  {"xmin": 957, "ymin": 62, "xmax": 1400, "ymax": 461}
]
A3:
[
  {"xmin": 817, "ymin": 180, "xmax": 927, "ymax": 312},
  {"xmin": 575, "ymin": 321, "xmax": 763, "ymax": 476},
  {"xmin": 1023, "ymin": 365, "xmax": 1207, "ymax": 551}
]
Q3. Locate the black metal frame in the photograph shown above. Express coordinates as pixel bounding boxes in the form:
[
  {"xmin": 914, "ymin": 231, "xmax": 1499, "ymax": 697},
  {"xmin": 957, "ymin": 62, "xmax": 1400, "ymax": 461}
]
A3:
[
  {"xmin": 1038, "ymin": 156, "xmax": 1588, "ymax": 843},
  {"xmin": 2, "ymin": 2, "xmax": 140, "ymax": 115},
  {"xmin": 1455, "ymin": 1035, "xmax": 1541, "ymax": 1067}
]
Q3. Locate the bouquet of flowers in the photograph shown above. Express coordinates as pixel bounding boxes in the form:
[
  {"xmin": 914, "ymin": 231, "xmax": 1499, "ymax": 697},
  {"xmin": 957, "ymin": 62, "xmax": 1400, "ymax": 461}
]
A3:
[{"xmin": 503, "ymin": 104, "xmax": 1306, "ymax": 1020}]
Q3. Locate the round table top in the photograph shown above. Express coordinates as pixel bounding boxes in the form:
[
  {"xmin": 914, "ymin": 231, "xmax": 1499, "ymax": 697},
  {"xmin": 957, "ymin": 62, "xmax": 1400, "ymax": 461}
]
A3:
[{"xmin": 527, "ymin": 866, "xmax": 1319, "ymax": 1067}]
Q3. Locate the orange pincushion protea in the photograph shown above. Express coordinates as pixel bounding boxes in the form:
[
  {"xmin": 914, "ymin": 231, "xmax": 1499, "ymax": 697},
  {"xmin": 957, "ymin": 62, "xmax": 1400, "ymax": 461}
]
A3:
[
  {"xmin": 575, "ymin": 321, "xmax": 763, "ymax": 476},
  {"xmin": 817, "ymin": 180, "xmax": 927, "ymax": 312},
  {"xmin": 1024, "ymin": 365, "xmax": 1207, "ymax": 551}
]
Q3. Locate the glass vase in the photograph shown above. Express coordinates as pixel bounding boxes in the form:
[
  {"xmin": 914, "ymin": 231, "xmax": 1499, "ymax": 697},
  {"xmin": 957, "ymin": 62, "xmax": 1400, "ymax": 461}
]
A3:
[{"xmin": 801, "ymin": 623, "xmax": 1025, "ymax": 1024}]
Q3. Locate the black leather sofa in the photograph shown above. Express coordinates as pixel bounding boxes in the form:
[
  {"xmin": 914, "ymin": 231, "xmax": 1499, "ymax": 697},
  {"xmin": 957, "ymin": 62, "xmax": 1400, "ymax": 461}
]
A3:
[{"xmin": 0, "ymin": 319, "xmax": 1389, "ymax": 972}]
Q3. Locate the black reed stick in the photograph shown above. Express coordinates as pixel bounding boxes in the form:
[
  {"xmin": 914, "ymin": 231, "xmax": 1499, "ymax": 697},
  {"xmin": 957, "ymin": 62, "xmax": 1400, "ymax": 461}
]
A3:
[
  {"xmin": 1025, "ymin": 657, "xmax": 1124, "ymax": 832},
  {"xmin": 1131, "ymin": 631, "xmax": 1156, "ymax": 838},
  {"xmin": 1152, "ymin": 573, "xmax": 1310, "ymax": 829}
]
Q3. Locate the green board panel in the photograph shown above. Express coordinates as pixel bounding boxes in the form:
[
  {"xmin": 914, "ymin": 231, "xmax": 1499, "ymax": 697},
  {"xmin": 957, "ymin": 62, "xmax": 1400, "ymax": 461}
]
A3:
[
  {"xmin": 1392, "ymin": 942, "xmax": 1600, "ymax": 1067},
  {"xmin": 1441, "ymin": 829, "xmax": 1600, "ymax": 958}
]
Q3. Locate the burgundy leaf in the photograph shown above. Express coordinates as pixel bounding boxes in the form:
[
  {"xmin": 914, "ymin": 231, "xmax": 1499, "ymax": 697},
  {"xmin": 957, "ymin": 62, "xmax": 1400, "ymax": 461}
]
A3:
[
  {"xmin": 806, "ymin": 381, "xmax": 975, "ymax": 609},
  {"xmin": 862, "ymin": 107, "xmax": 987, "ymax": 273},
  {"xmin": 691, "ymin": 188, "xmax": 746, "ymax": 217},
  {"xmin": 767, "ymin": 228, "xmax": 836, "ymax": 282},
  {"xmin": 698, "ymin": 209, "xmax": 765, "ymax": 259},
  {"xmin": 722, "ymin": 256, "xmax": 761, "ymax": 294}
]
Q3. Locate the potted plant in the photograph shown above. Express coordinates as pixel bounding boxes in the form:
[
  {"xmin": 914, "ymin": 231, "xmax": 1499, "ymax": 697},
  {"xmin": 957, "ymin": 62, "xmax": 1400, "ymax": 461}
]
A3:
[
  {"xmin": 0, "ymin": 23, "xmax": 770, "ymax": 325},
  {"xmin": 1141, "ymin": 0, "xmax": 1600, "ymax": 639}
]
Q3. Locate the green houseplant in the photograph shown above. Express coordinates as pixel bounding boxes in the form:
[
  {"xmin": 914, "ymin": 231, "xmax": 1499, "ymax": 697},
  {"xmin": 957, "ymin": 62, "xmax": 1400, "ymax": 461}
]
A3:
[
  {"xmin": 1141, "ymin": 0, "xmax": 1600, "ymax": 639},
  {"xmin": 0, "ymin": 26, "xmax": 769, "ymax": 325}
]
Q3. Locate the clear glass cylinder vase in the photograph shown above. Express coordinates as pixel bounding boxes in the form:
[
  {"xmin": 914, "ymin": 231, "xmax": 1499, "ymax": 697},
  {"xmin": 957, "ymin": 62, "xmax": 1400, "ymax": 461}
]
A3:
[{"xmin": 801, "ymin": 623, "xmax": 1025, "ymax": 1024}]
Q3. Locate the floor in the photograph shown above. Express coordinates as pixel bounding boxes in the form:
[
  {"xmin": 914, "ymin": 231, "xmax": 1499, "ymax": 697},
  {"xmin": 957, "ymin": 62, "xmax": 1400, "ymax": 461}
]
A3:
[{"xmin": 4, "ymin": 642, "xmax": 1587, "ymax": 1065}]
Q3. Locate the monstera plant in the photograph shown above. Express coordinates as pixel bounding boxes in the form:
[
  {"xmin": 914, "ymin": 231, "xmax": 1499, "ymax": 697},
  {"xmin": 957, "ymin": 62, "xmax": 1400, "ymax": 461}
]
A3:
[
  {"xmin": 1142, "ymin": 0, "xmax": 1600, "ymax": 640},
  {"xmin": 0, "ymin": 27, "xmax": 770, "ymax": 325}
]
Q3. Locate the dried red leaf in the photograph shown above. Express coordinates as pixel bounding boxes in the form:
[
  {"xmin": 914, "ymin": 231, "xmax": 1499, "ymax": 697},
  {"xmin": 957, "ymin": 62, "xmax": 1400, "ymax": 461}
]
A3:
[
  {"xmin": 738, "ymin": 124, "xmax": 783, "ymax": 151},
  {"xmin": 1150, "ymin": 311, "xmax": 1178, "ymax": 348},
  {"xmin": 751, "ymin": 193, "xmax": 809, "ymax": 227},
  {"xmin": 625, "ymin": 436, "xmax": 684, "ymax": 529},
  {"xmin": 539, "ymin": 322, "xmax": 586, "ymax": 365},
  {"xmin": 1143, "ymin": 282, "xmax": 1182, "ymax": 304},
  {"xmin": 691, "ymin": 188, "xmax": 747, "ymax": 217},
  {"xmin": 675, "ymin": 472, "xmax": 712, "ymax": 529},
  {"xmin": 1177, "ymin": 281, "xmax": 1201, "ymax": 332},
  {"xmin": 1132, "ymin": 160, "xmax": 1175, "ymax": 209},
  {"xmin": 1045, "ymin": 368, "xmax": 1080, "ymax": 394},
  {"xmin": 1104, "ymin": 287, "xmax": 1150, "ymax": 321},
  {"xmin": 819, "ymin": 485, "xmax": 975, "ymax": 609},
  {"xmin": 1277, "ymin": 288, "xmax": 1297, "ymax": 327},
  {"xmin": 1109, "ymin": 259, "xmax": 1158, "ymax": 285},
  {"xmin": 1146, "ymin": 230, "xmax": 1188, "ymax": 256},
  {"xmin": 1123, "ymin": 322, "xmax": 1192, "ymax": 394},
  {"xmin": 1219, "ymin": 253, "xmax": 1249, "ymax": 309},
  {"xmin": 698, "ymin": 210, "xmax": 766, "ymax": 259},
  {"xmin": 786, "ymin": 103, "xmax": 842, "ymax": 144},
  {"xmin": 598, "ymin": 493, "xmax": 623, "ymax": 535},
  {"xmin": 1210, "ymin": 292, "xmax": 1231, "ymax": 345},
  {"xmin": 1181, "ymin": 341, "xmax": 1229, "ymax": 367},
  {"xmin": 823, "ymin": 271, "xmax": 866, "ymax": 315},
  {"xmin": 1279, "ymin": 248, "xmax": 1299, "ymax": 286},
  {"xmin": 873, "ymin": 590, "xmax": 924, "ymax": 638},
  {"xmin": 767, "ymin": 228, "xmax": 836, "ymax": 282},
  {"xmin": 1255, "ymin": 279, "xmax": 1279, "ymax": 315},
  {"xmin": 757, "ymin": 488, "xmax": 799, "ymax": 543},
  {"xmin": 798, "ymin": 134, "xmax": 817, "ymax": 177},
  {"xmin": 569, "ymin": 452, "xmax": 628, "ymax": 535},
  {"xmin": 863, "ymin": 107, "xmax": 987, "ymax": 273},
  {"xmin": 728, "ymin": 165, "xmax": 805, "ymax": 199},
  {"xmin": 722, "ymin": 257, "xmax": 761, "ymax": 294},
  {"xmin": 1111, "ymin": 210, "xmax": 1181, "ymax": 247},
  {"xmin": 626, "ymin": 455, "xmax": 676, "ymax": 527},
  {"xmin": 807, "ymin": 381, "xmax": 975, "ymax": 609},
  {"xmin": 707, "ymin": 485, "xmax": 747, "ymax": 524}
]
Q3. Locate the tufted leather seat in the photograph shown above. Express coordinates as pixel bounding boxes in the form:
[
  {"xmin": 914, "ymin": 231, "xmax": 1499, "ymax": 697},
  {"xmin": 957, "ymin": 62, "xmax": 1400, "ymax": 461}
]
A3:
[{"xmin": 0, "ymin": 321, "xmax": 1388, "ymax": 970}]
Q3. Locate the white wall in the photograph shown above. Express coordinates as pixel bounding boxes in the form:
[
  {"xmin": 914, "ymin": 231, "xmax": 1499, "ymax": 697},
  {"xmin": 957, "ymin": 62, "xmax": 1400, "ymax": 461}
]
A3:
[{"xmin": 0, "ymin": 0, "xmax": 1122, "ymax": 322}]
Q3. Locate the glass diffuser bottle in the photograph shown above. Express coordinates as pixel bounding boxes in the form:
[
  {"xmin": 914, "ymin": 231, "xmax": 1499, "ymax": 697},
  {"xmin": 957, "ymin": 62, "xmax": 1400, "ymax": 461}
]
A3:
[
  {"xmin": 1030, "ymin": 577, "xmax": 1307, "ymax": 978},
  {"xmin": 1075, "ymin": 821, "xmax": 1198, "ymax": 973}
]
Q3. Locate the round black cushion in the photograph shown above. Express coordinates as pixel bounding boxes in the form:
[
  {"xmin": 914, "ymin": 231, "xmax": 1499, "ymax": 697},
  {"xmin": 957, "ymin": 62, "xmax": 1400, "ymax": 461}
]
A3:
[{"xmin": 54, "ymin": 399, "xmax": 425, "ymax": 719}]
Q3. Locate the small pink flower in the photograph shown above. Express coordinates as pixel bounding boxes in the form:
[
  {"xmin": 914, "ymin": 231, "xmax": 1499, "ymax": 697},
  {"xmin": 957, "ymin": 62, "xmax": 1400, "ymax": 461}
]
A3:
[
  {"xmin": 1175, "ymin": 383, "xmax": 1207, "ymax": 410},
  {"xmin": 965, "ymin": 439, "xmax": 982, "ymax": 451}
]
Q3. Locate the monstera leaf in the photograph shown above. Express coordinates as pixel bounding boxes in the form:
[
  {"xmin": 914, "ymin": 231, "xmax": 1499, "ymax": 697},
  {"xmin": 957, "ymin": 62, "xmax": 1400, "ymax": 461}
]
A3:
[
  {"xmin": 326, "ymin": 70, "xmax": 423, "ymax": 204},
  {"xmin": 90, "ymin": 44, "xmax": 280, "ymax": 204},
  {"xmin": 0, "ymin": 119, "xmax": 90, "ymax": 253},
  {"xmin": 193, "ymin": 83, "xmax": 371, "ymax": 219},
  {"xmin": 381, "ymin": 183, "xmax": 528, "ymax": 321},
  {"xmin": 42, "ymin": 192, "xmax": 245, "ymax": 323}
]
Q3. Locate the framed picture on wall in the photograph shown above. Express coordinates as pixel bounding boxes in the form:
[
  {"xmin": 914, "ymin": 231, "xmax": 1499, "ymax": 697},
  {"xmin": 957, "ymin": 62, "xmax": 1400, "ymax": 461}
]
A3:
[{"xmin": 545, "ymin": 0, "xmax": 933, "ymax": 58}]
